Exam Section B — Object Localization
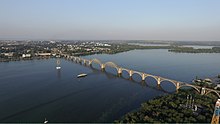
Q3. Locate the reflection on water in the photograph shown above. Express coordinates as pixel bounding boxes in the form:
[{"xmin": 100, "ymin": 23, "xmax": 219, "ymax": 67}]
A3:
[{"xmin": 56, "ymin": 69, "xmax": 61, "ymax": 79}]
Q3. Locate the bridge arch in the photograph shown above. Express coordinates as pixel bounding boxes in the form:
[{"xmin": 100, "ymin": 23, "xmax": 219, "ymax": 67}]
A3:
[
  {"xmin": 74, "ymin": 57, "xmax": 78, "ymax": 62},
  {"xmin": 121, "ymin": 70, "xmax": 130, "ymax": 78},
  {"xmin": 178, "ymin": 85, "xmax": 200, "ymax": 93},
  {"xmin": 104, "ymin": 62, "xmax": 119, "ymax": 71},
  {"xmin": 160, "ymin": 79, "xmax": 177, "ymax": 88},
  {"xmin": 75, "ymin": 57, "xmax": 82, "ymax": 63},
  {"xmin": 205, "ymin": 90, "xmax": 220, "ymax": 98},
  {"xmin": 103, "ymin": 62, "xmax": 119, "ymax": 75},
  {"xmin": 132, "ymin": 71, "xmax": 143, "ymax": 77},
  {"xmin": 80, "ymin": 59, "xmax": 86, "ymax": 65},
  {"xmin": 144, "ymin": 75, "xmax": 159, "ymax": 87},
  {"xmin": 131, "ymin": 71, "xmax": 143, "ymax": 82},
  {"xmin": 89, "ymin": 58, "xmax": 102, "ymax": 68},
  {"xmin": 145, "ymin": 75, "xmax": 158, "ymax": 82},
  {"xmin": 159, "ymin": 79, "xmax": 177, "ymax": 92},
  {"xmin": 121, "ymin": 68, "xmax": 130, "ymax": 75},
  {"xmin": 84, "ymin": 60, "xmax": 90, "ymax": 66},
  {"xmin": 120, "ymin": 68, "xmax": 130, "ymax": 78}
]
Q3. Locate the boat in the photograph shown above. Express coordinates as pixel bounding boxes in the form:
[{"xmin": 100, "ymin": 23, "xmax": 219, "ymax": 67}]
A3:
[
  {"xmin": 77, "ymin": 73, "xmax": 87, "ymax": 78},
  {"xmin": 56, "ymin": 66, "xmax": 61, "ymax": 70}
]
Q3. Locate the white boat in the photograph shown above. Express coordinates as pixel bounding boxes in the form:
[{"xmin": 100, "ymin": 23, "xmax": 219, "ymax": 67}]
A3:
[
  {"xmin": 56, "ymin": 66, "xmax": 61, "ymax": 69},
  {"xmin": 77, "ymin": 73, "xmax": 87, "ymax": 78}
]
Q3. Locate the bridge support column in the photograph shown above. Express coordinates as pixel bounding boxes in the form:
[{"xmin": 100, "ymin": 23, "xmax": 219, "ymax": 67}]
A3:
[
  {"xmin": 129, "ymin": 70, "xmax": 133, "ymax": 80},
  {"xmin": 201, "ymin": 87, "xmax": 206, "ymax": 95},
  {"xmin": 129, "ymin": 70, "xmax": 133, "ymax": 77},
  {"xmin": 157, "ymin": 78, "xmax": 161, "ymax": 88},
  {"xmin": 176, "ymin": 82, "xmax": 180, "ymax": 92},
  {"xmin": 89, "ymin": 61, "xmax": 92, "ymax": 66},
  {"xmin": 83, "ymin": 60, "xmax": 86, "ymax": 65},
  {"xmin": 117, "ymin": 68, "xmax": 122, "ymax": 77},
  {"xmin": 101, "ymin": 64, "xmax": 105, "ymax": 71},
  {"xmin": 142, "ymin": 73, "xmax": 145, "ymax": 81}
]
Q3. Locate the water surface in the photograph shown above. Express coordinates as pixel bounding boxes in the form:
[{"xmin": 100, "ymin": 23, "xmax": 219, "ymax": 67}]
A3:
[{"xmin": 0, "ymin": 49, "xmax": 220, "ymax": 122}]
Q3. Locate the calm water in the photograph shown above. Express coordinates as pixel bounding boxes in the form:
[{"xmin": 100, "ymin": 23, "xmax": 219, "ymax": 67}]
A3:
[{"xmin": 0, "ymin": 49, "xmax": 220, "ymax": 122}]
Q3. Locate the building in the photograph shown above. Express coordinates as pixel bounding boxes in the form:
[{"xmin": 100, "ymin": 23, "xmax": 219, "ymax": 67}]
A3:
[
  {"xmin": 22, "ymin": 54, "xmax": 31, "ymax": 58},
  {"xmin": 204, "ymin": 78, "xmax": 212, "ymax": 83},
  {"xmin": 214, "ymin": 84, "xmax": 220, "ymax": 90},
  {"xmin": 35, "ymin": 53, "xmax": 51, "ymax": 56},
  {"xmin": 1, "ymin": 52, "xmax": 13, "ymax": 57}
]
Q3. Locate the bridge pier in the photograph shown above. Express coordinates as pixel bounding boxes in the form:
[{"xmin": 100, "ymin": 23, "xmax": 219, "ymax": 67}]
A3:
[
  {"xmin": 83, "ymin": 60, "xmax": 86, "ymax": 65},
  {"xmin": 201, "ymin": 87, "xmax": 206, "ymax": 95},
  {"xmin": 176, "ymin": 82, "xmax": 180, "ymax": 93},
  {"xmin": 142, "ymin": 73, "xmax": 145, "ymax": 81},
  {"xmin": 101, "ymin": 64, "xmax": 105, "ymax": 71},
  {"xmin": 129, "ymin": 70, "xmax": 133, "ymax": 78},
  {"xmin": 117, "ymin": 68, "xmax": 122, "ymax": 77},
  {"xmin": 89, "ymin": 61, "xmax": 92, "ymax": 66},
  {"xmin": 157, "ymin": 78, "xmax": 161, "ymax": 87}
]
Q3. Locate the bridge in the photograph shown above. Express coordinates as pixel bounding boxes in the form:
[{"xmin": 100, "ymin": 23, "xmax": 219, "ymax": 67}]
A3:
[{"xmin": 61, "ymin": 54, "xmax": 220, "ymax": 98}]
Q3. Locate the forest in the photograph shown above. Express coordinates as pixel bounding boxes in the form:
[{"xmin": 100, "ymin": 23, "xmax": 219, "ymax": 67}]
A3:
[{"xmin": 116, "ymin": 89, "xmax": 218, "ymax": 123}]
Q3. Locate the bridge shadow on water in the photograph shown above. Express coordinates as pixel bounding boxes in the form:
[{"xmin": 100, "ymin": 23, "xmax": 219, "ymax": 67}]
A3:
[{"xmin": 89, "ymin": 65, "xmax": 174, "ymax": 94}]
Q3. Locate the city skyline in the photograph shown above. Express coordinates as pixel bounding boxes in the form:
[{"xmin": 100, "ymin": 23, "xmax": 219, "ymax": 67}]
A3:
[{"xmin": 0, "ymin": 0, "xmax": 220, "ymax": 41}]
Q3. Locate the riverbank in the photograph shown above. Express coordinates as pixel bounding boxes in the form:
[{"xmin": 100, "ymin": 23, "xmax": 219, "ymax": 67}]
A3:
[
  {"xmin": 116, "ymin": 89, "xmax": 217, "ymax": 123},
  {"xmin": 2, "ymin": 43, "xmax": 220, "ymax": 63},
  {"xmin": 73, "ymin": 44, "xmax": 173, "ymax": 56},
  {"xmin": 103, "ymin": 44, "xmax": 220, "ymax": 54},
  {"xmin": 169, "ymin": 46, "xmax": 220, "ymax": 53},
  {"xmin": 0, "ymin": 56, "xmax": 52, "ymax": 62}
]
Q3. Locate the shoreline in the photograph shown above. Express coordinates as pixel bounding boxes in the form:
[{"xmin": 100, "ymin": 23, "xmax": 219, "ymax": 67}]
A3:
[{"xmin": 0, "ymin": 56, "xmax": 52, "ymax": 62}]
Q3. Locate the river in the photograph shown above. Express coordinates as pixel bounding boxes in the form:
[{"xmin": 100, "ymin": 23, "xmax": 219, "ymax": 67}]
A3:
[{"xmin": 0, "ymin": 49, "xmax": 220, "ymax": 122}]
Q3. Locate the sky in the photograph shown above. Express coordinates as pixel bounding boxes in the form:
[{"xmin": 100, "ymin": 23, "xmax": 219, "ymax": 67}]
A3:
[{"xmin": 0, "ymin": 0, "xmax": 220, "ymax": 41}]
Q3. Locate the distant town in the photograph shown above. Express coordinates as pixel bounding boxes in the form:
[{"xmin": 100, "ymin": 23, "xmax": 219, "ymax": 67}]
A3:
[
  {"xmin": 0, "ymin": 40, "xmax": 115, "ymax": 62},
  {"xmin": 1, "ymin": 40, "xmax": 220, "ymax": 62}
]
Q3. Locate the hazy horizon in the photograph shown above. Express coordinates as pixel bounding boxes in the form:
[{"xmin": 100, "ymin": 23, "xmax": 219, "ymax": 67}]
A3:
[{"xmin": 0, "ymin": 0, "xmax": 220, "ymax": 41}]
